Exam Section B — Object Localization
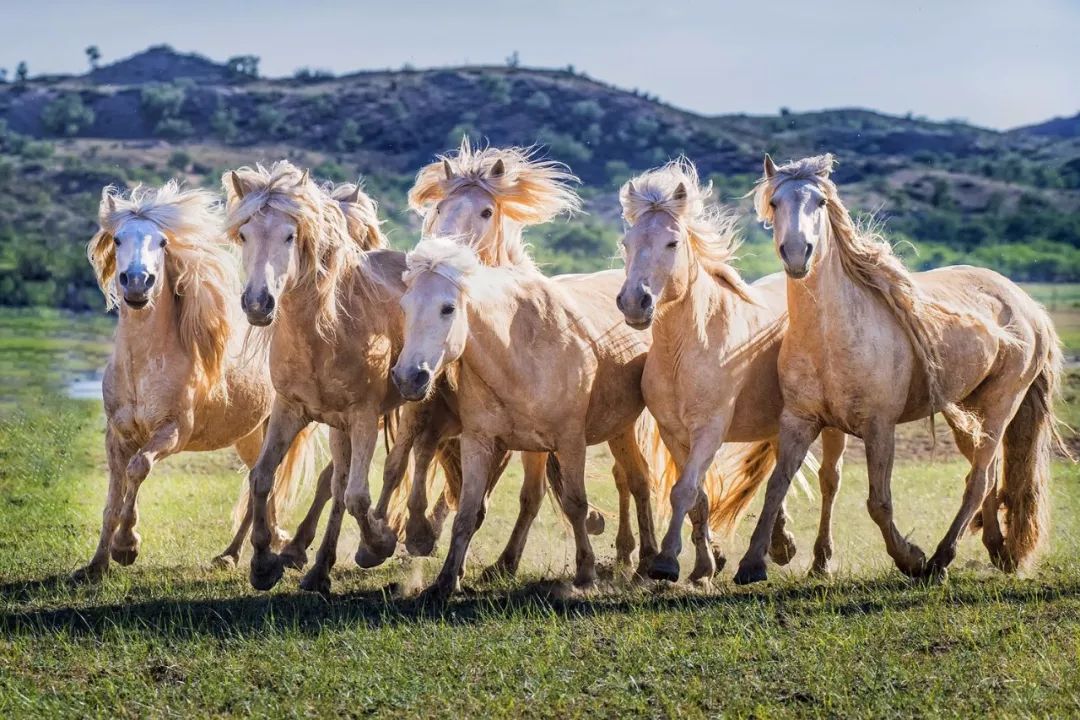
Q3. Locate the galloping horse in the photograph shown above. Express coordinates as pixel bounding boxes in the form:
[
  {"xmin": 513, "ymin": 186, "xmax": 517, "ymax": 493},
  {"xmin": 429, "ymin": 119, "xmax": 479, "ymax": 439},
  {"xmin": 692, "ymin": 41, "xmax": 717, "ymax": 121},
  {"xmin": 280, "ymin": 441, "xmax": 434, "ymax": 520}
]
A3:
[
  {"xmin": 75, "ymin": 182, "xmax": 316, "ymax": 583},
  {"xmin": 225, "ymin": 161, "xmax": 411, "ymax": 595},
  {"xmin": 735, "ymin": 154, "xmax": 1068, "ymax": 584},
  {"xmin": 616, "ymin": 159, "xmax": 847, "ymax": 582},
  {"xmin": 393, "ymin": 140, "xmax": 648, "ymax": 576}
]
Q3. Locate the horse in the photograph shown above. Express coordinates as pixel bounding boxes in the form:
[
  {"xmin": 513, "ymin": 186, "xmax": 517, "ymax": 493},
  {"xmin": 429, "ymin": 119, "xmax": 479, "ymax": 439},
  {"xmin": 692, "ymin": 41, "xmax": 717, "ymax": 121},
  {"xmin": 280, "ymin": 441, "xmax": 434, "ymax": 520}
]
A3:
[
  {"xmin": 388, "ymin": 140, "xmax": 644, "ymax": 578},
  {"xmin": 73, "ymin": 182, "xmax": 316, "ymax": 583},
  {"xmin": 393, "ymin": 238, "xmax": 766, "ymax": 602},
  {"xmin": 616, "ymin": 159, "xmax": 848, "ymax": 582},
  {"xmin": 224, "ymin": 160, "xmax": 411, "ymax": 594},
  {"xmin": 734, "ymin": 154, "xmax": 1069, "ymax": 584}
]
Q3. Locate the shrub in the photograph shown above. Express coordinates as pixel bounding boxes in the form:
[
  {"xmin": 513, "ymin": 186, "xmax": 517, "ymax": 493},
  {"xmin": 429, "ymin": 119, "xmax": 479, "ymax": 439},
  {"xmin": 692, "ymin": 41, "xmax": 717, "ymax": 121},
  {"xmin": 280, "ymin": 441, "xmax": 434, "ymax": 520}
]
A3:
[
  {"xmin": 525, "ymin": 91, "xmax": 551, "ymax": 110},
  {"xmin": 41, "ymin": 94, "xmax": 94, "ymax": 136},
  {"xmin": 153, "ymin": 118, "xmax": 193, "ymax": 139},
  {"xmin": 140, "ymin": 83, "xmax": 186, "ymax": 124},
  {"xmin": 210, "ymin": 105, "xmax": 239, "ymax": 143},
  {"xmin": 336, "ymin": 119, "xmax": 363, "ymax": 151},
  {"xmin": 571, "ymin": 99, "xmax": 604, "ymax": 122}
]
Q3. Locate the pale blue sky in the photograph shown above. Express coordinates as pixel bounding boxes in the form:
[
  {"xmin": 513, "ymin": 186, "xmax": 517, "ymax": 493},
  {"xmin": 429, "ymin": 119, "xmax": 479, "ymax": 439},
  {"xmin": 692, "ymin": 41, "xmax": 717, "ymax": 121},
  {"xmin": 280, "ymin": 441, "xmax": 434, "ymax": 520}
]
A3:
[{"xmin": 2, "ymin": 0, "xmax": 1078, "ymax": 129}]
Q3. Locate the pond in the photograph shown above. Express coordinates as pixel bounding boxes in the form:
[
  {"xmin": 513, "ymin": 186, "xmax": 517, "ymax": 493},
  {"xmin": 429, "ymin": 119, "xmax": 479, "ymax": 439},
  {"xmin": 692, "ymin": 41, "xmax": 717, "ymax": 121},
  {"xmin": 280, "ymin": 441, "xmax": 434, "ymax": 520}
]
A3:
[{"xmin": 0, "ymin": 308, "xmax": 114, "ymax": 407}]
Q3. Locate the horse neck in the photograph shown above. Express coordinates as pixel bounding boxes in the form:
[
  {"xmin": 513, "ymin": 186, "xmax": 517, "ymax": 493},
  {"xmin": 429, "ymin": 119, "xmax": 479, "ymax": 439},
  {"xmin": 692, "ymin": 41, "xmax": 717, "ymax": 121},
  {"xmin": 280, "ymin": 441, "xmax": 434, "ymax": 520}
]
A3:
[
  {"xmin": 459, "ymin": 283, "xmax": 528, "ymax": 388},
  {"xmin": 115, "ymin": 270, "xmax": 185, "ymax": 365},
  {"xmin": 786, "ymin": 228, "xmax": 865, "ymax": 347},
  {"xmin": 652, "ymin": 260, "xmax": 722, "ymax": 353}
]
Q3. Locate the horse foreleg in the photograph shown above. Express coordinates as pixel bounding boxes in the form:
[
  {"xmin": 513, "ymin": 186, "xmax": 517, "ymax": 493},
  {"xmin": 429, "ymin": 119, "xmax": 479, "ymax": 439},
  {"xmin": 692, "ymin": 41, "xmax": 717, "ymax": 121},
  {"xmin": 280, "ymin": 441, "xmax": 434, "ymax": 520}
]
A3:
[
  {"xmin": 422, "ymin": 433, "xmax": 500, "ymax": 605},
  {"xmin": 111, "ymin": 421, "xmax": 181, "ymax": 566},
  {"xmin": 248, "ymin": 399, "xmax": 308, "ymax": 591},
  {"xmin": 72, "ymin": 426, "xmax": 134, "ymax": 583},
  {"xmin": 299, "ymin": 430, "xmax": 350, "ymax": 595},
  {"xmin": 734, "ymin": 412, "xmax": 820, "ymax": 585},
  {"xmin": 279, "ymin": 461, "xmax": 334, "ymax": 570},
  {"xmin": 861, "ymin": 420, "xmax": 926, "ymax": 579},
  {"xmin": 650, "ymin": 418, "xmax": 728, "ymax": 583},
  {"xmin": 810, "ymin": 428, "xmax": 846, "ymax": 577},
  {"xmin": 404, "ymin": 426, "xmax": 443, "ymax": 556},
  {"xmin": 482, "ymin": 451, "xmax": 547, "ymax": 581},
  {"xmin": 343, "ymin": 414, "xmax": 396, "ymax": 567},
  {"xmin": 608, "ymin": 429, "xmax": 658, "ymax": 576}
]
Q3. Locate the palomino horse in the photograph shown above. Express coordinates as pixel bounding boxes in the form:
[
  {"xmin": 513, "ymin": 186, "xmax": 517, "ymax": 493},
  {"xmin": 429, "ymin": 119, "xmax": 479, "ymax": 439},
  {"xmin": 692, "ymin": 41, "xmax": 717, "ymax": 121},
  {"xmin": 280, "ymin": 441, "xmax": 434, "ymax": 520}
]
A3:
[
  {"xmin": 74, "ymin": 182, "xmax": 316, "ymax": 583},
  {"xmin": 393, "ymin": 239, "xmax": 764, "ymax": 601},
  {"xmin": 225, "ymin": 161, "xmax": 410, "ymax": 594},
  {"xmin": 734, "ymin": 154, "xmax": 1068, "ymax": 584},
  {"xmin": 388, "ymin": 140, "xmax": 642, "ymax": 577},
  {"xmin": 616, "ymin": 159, "xmax": 848, "ymax": 582}
]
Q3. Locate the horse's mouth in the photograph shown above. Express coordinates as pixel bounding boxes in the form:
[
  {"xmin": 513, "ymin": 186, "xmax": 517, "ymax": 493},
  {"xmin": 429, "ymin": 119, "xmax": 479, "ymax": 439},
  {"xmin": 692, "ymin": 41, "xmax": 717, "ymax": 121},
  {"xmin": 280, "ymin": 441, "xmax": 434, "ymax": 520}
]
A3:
[
  {"xmin": 124, "ymin": 297, "xmax": 150, "ymax": 309},
  {"xmin": 245, "ymin": 312, "xmax": 275, "ymax": 327},
  {"xmin": 784, "ymin": 267, "xmax": 810, "ymax": 280},
  {"xmin": 623, "ymin": 315, "xmax": 653, "ymax": 331}
]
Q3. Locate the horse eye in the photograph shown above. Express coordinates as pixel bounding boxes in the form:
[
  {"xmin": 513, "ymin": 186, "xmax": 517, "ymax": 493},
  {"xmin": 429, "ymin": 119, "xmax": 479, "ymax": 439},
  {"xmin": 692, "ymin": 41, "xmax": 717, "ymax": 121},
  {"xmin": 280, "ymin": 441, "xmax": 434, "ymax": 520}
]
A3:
[
  {"xmin": 239, "ymin": 232, "xmax": 247, "ymax": 243},
  {"xmin": 113, "ymin": 237, "xmax": 121, "ymax": 246},
  {"xmin": 440, "ymin": 303, "xmax": 456, "ymax": 317},
  {"xmin": 480, "ymin": 208, "xmax": 493, "ymax": 219},
  {"xmin": 818, "ymin": 197, "xmax": 827, "ymax": 208},
  {"xmin": 666, "ymin": 240, "xmax": 679, "ymax": 249},
  {"xmin": 159, "ymin": 237, "xmax": 168, "ymax": 248},
  {"xmin": 769, "ymin": 200, "xmax": 777, "ymax": 209},
  {"xmin": 285, "ymin": 232, "xmax": 295, "ymax": 243}
]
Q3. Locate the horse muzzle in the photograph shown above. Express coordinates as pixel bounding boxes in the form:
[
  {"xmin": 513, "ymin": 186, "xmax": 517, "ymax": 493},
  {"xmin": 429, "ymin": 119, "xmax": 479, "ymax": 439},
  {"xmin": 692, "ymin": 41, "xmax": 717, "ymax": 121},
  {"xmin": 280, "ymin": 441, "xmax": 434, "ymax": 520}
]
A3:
[
  {"xmin": 616, "ymin": 287, "xmax": 655, "ymax": 330},
  {"xmin": 241, "ymin": 288, "xmax": 276, "ymax": 326},
  {"xmin": 119, "ymin": 270, "xmax": 155, "ymax": 309},
  {"xmin": 391, "ymin": 364, "xmax": 432, "ymax": 401}
]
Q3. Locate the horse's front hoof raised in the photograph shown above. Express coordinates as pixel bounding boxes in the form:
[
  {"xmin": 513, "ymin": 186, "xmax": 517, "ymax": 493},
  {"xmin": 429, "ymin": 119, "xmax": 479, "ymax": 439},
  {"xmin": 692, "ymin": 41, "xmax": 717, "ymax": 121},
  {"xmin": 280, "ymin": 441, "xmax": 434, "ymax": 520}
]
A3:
[
  {"xmin": 648, "ymin": 555, "xmax": 680, "ymax": 583},
  {"xmin": 110, "ymin": 545, "xmax": 139, "ymax": 566},
  {"xmin": 70, "ymin": 563, "xmax": 105, "ymax": 585},
  {"xmin": 249, "ymin": 554, "xmax": 285, "ymax": 591},
  {"xmin": 298, "ymin": 568, "xmax": 331, "ymax": 597},
  {"xmin": 585, "ymin": 510, "xmax": 605, "ymax": 535},
  {"xmin": 210, "ymin": 553, "xmax": 238, "ymax": 570},
  {"xmin": 354, "ymin": 544, "xmax": 392, "ymax": 569},
  {"xmin": 768, "ymin": 531, "xmax": 798, "ymax": 566},
  {"xmin": 733, "ymin": 562, "xmax": 768, "ymax": 585}
]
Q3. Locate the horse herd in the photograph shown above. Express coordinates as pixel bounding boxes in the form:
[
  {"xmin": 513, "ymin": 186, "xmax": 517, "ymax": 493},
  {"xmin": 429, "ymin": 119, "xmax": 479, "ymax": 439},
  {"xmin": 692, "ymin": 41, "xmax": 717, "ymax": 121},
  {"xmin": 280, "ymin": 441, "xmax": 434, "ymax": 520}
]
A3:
[{"xmin": 71, "ymin": 140, "xmax": 1069, "ymax": 603}]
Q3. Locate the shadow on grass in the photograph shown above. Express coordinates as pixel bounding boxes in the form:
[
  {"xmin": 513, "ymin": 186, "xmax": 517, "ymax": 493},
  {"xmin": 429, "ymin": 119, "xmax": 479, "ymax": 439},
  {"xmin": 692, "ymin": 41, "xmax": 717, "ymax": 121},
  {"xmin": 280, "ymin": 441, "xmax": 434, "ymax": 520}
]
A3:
[{"xmin": 3, "ymin": 568, "xmax": 1080, "ymax": 639}]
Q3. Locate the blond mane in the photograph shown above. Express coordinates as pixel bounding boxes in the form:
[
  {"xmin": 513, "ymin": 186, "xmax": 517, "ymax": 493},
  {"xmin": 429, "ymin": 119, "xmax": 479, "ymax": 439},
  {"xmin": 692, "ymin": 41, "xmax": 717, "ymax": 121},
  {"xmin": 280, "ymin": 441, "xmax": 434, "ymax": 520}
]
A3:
[
  {"xmin": 87, "ymin": 181, "xmax": 236, "ymax": 396},
  {"xmin": 403, "ymin": 236, "xmax": 481, "ymax": 289},
  {"xmin": 621, "ymin": 158, "xmax": 754, "ymax": 302},
  {"xmin": 408, "ymin": 138, "xmax": 581, "ymax": 268},
  {"xmin": 752, "ymin": 154, "xmax": 970, "ymax": 431},
  {"xmin": 223, "ymin": 161, "xmax": 386, "ymax": 340}
]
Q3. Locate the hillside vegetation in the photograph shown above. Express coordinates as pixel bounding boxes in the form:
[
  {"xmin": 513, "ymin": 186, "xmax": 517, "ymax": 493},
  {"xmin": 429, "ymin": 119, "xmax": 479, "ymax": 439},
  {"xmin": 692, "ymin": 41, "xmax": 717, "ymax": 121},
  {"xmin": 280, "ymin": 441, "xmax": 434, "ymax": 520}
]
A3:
[{"xmin": 1, "ymin": 45, "xmax": 1078, "ymax": 309}]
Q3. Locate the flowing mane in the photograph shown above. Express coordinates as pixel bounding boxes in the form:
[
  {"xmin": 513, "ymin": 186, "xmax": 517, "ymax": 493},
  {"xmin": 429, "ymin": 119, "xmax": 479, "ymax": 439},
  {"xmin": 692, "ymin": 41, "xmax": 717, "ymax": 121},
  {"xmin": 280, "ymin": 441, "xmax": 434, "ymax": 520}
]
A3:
[
  {"xmin": 621, "ymin": 158, "xmax": 754, "ymax": 302},
  {"xmin": 87, "ymin": 181, "xmax": 236, "ymax": 396},
  {"xmin": 403, "ymin": 236, "xmax": 481, "ymax": 290},
  {"xmin": 752, "ymin": 154, "xmax": 966, "ymax": 427},
  {"xmin": 223, "ymin": 161, "xmax": 386, "ymax": 340},
  {"xmin": 408, "ymin": 138, "xmax": 581, "ymax": 267}
]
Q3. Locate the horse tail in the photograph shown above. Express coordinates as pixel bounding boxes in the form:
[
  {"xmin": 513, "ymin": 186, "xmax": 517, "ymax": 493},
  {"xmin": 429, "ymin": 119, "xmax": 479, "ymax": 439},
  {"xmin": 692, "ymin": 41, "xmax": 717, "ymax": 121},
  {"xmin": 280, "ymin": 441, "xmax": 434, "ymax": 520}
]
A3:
[
  {"xmin": 543, "ymin": 453, "xmax": 606, "ymax": 535},
  {"xmin": 436, "ymin": 437, "xmax": 463, "ymax": 510},
  {"xmin": 999, "ymin": 338, "xmax": 1071, "ymax": 571},
  {"xmin": 233, "ymin": 423, "xmax": 322, "ymax": 532}
]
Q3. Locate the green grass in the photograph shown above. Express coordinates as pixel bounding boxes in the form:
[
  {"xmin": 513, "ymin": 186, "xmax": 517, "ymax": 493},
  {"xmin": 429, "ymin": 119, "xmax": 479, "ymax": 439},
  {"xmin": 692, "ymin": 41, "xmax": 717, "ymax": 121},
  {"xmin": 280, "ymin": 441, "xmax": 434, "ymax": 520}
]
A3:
[{"xmin": 1, "ymin": 310, "xmax": 1080, "ymax": 717}]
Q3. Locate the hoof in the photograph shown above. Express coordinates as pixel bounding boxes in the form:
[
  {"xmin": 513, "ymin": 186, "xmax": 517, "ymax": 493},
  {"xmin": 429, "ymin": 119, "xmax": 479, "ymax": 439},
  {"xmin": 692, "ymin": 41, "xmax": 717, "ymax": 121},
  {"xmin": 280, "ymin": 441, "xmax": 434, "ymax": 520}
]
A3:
[
  {"xmin": 354, "ymin": 543, "xmax": 393, "ymax": 569},
  {"xmin": 110, "ymin": 545, "xmax": 139, "ymax": 566},
  {"xmin": 279, "ymin": 544, "xmax": 309, "ymax": 571},
  {"xmin": 689, "ymin": 556, "xmax": 717, "ymax": 584},
  {"xmin": 898, "ymin": 547, "xmax": 928, "ymax": 580},
  {"xmin": 648, "ymin": 554, "xmax": 680, "ymax": 583},
  {"xmin": 769, "ymin": 532, "xmax": 798, "ymax": 566},
  {"xmin": 405, "ymin": 524, "xmax": 437, "ymax": 557},
  {"xmin": 210, "ymin": 553, "xmax": 238, "ymax": 570},
  {"xmin": 70, "ymin": 563, "xmax": 105, "ymax": 585},
  {"xmin": 733, "ymin": 562, "xmax": 768, "ymax": 585},
  {"xmin": 417, "ymin": 581, "xmax": 453, "ymax": 609},
  {"xmin": 249, "ymin": 554, "xmax": 285, "ymax": 592},
  {"xmin": 808, "ymin": 561, "xmax": 833, "ymax": 579},
  {"xmin": 585, "ymin": 510, "xmax": 606, "ymax": 535},
  {"xmin": 299, "ymin": 569, "xmax": 331, "ymax": 596},
  {"xmin": 573, "ymin": 572, "xmax": 597, "ymax": 590},
  {"xmin": 711, "ymin": 546, "xmax": 728, "ymax": 574}
]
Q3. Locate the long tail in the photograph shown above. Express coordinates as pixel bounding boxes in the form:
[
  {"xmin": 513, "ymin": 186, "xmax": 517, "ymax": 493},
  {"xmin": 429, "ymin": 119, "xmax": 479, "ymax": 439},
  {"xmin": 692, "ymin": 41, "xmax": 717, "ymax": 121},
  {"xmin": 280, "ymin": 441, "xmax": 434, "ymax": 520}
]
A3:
[
  {"xmin": 231, "ymin": 423, "xmax": 322, "ymax": 531},
  {"xmin": 999, "ymin": 338, "xmax": 1071, "ymax": 571}
]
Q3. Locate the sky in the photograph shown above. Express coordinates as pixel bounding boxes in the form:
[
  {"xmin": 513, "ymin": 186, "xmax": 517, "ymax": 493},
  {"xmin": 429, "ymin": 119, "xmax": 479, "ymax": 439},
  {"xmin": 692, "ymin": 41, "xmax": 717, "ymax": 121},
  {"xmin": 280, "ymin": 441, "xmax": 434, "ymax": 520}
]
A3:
[{"xmin": 2, "ymin": 0, "xmax": 1078, "ymax": 130}]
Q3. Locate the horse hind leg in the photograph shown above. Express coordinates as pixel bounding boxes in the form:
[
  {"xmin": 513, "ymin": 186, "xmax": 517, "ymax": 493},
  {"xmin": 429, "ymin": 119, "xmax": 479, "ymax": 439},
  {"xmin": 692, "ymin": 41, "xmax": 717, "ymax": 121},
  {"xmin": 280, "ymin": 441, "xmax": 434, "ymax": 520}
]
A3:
[
  {"xmin": 299, "ymin": 430, "xmax": 351, "ymax": 596},
  {"xmin": 608, "ymin": 429, "xmax": 660, "ymax": 577},
  {"xmin": 481, "ymin": 451, "xmax": 547, "ymax": 581},
  {"xmin": 111, "ymin": 422, "xmax": 181, "ymax": 567},
  {"xmin": 213, "ymin": 426, "xmax": 266, "ymax": 568},
  {"xmin": 944, "ymin": 411, "xmax": 1006, "ymax": 568},
  {"xmin": 72, "ymin": 427, "xmax": 135, "ymax": 583},
  {"xmin": 810, "ymin": 428, "xmax": 846, "ymax": 577}
]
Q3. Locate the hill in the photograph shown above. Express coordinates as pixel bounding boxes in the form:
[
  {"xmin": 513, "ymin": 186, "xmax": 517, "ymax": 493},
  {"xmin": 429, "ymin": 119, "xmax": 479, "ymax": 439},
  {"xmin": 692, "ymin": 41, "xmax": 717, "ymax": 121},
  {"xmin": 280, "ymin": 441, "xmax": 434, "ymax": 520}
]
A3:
[{"xmin": 0, "ymin": 46, "xmax": 1077, "ymax": 309}]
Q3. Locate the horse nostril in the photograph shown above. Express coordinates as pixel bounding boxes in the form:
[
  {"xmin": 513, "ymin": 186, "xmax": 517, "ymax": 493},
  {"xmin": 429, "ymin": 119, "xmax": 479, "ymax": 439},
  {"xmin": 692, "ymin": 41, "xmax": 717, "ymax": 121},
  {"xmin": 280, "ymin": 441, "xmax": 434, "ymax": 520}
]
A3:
[
  {"xmin": 804, "ymin": 243, "xmax": 814, "ymax": 260},
  {"xmin": 413, "ymin": 368, "xmax": 430, "ymax": 387},
  {"xmin": 640, "ymin": 293, "xmax": 653, "ymax": 311},
  {"xmin": 616, "ymin": 292, "xmax": 624, "ymax": 312},
  {"xmin": 778, "ymin": 244, "xmax": 790, "ymax": 264},
  {"xmin": 145, "ymin": 274, "xmax": 156, "ymax": 288},
  {"xmin": 119, "ymin": 272, "xmax": 129, "ymax": 287},
  {"xmin": 263, "ymin": 293, "xmax": 275, "ymax": 313}
]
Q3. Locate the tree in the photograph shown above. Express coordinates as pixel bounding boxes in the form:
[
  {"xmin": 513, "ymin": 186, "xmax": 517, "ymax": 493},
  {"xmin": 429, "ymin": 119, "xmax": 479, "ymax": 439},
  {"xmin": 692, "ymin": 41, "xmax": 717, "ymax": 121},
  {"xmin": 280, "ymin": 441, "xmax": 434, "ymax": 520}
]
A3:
[
  {"xmin": 505, "ymin": 50, "xmax": 520, "ymax": 68},
  {"xmin": 226, "ymin": 55, "xmax": 260, "ymax": 81},
  {"xmin": 0, "ymin": 69, "xmax": 7, "ymax": 83},
  {"xmin": 41, "ymin": 93, "xmax": 95, "ymax": 136},
  {"xmin": 15, "ymin": 61, "xmax": 28, "ymax": 87},
  {"xmin": 85, "ymin": 45, "xmax": 101, "ymax": 71}
]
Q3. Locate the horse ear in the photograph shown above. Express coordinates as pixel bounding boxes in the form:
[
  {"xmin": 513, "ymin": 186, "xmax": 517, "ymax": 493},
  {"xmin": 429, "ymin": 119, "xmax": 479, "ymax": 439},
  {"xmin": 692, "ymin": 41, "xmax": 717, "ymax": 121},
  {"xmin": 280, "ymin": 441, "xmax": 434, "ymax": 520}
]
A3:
[
  {"xmin": 489, "ymin": 158, "xmax": 505, "ymax": 178},
  {"xmin": 443, "ymin": 159, "xmax": 454, "ymax": 180},
  {"xmin": 764, "ymin": 154, "xmax": 777, "ymax": 179},
  {"xmin": 105, "ymin": 193, "xmax": 116, "ymax": 213},
  {"xmin": 299, "ymin": 168, "xmax": 310, "ymax": 186},
  {"xmin": 229, "ymin": 171, "xmax": 245, "ymax": 200},
  {"xmin": 346, "ymin": 184, "xmax": 362, "ymax": 204},
  {"xmin": 626, "ymin": 180, "xmax": 637, "ymax": 195},
  {"xmin": 672, "ymin": 182, "xmax": 687, "ymax": 202}
]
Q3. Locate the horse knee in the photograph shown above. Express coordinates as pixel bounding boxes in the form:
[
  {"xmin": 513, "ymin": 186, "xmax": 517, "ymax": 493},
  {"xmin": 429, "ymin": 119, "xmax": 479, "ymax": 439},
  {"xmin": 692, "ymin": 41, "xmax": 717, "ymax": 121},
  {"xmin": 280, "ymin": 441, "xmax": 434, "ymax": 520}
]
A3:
[
  {"xmin": 866, "ymin": 498, "xmax": 893, "ymax": 525},
  {"xmin": 344, "ymin": 488, "xmax": 371, "ymax": 519},
  {"xmin": 126, "ymin": 454, "xmax": 152, "ymax": 484}
]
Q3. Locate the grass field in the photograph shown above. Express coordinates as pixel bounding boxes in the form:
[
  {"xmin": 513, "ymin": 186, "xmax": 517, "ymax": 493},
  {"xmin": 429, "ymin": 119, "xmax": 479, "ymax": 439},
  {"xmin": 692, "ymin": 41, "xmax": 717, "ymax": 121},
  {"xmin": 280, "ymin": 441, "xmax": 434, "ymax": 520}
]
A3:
[{"xmin": 1, "ymin": 306, "xmax": 1079, "ymax": 718}]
